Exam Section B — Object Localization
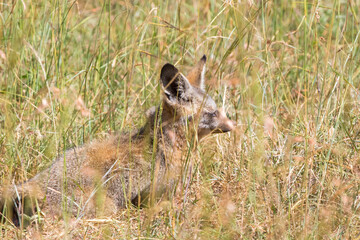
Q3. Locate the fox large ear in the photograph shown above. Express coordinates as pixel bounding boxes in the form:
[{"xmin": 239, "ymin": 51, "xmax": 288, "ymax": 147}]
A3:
[
  {"xmin": 160, "ymin": 63, "xmax": 192, "ymax": 103},
  {"xmin": 186, "ymin": 55, "xmax": 206, "ymax": 90}
]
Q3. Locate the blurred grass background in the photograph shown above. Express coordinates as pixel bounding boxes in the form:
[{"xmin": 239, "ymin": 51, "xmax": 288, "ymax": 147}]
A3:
[{"xmin": 1, "ymin": 0, "xmax": 360, "ymax": 238}]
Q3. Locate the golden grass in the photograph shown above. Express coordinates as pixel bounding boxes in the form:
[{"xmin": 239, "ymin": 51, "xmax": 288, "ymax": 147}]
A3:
[{"xmin": 1, "ymin": 0, "xmax": 360, "ymax": 238}]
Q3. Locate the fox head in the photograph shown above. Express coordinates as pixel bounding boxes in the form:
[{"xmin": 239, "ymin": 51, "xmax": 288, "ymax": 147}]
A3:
[{"xmin": 160, "ymin": 55, "xmax": 235, "ymax": 139}]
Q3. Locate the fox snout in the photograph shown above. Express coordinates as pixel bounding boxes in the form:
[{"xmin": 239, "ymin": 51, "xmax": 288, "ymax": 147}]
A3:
[
  {"xmin": 198, "ymin": 107, "xmax": 236, "ymax": 138},
  {"xmin": 210, "ymin": 109, "xmax": 236, "ymax": 133}
]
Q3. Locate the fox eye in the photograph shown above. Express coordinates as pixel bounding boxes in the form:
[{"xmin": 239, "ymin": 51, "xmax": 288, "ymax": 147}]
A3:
[
  {"xmin": 209, "ymin": 110, "xmax": 218, "ymax": 118},
  {"xmin": 183, "ymin": 97, "xmax": 191, "ymax": 103}
]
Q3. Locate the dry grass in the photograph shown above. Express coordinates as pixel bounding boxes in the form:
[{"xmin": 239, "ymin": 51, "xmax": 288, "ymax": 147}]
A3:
[{"xmin": 1, "ymin": 0, "xmax": 360, "ymax": 238}]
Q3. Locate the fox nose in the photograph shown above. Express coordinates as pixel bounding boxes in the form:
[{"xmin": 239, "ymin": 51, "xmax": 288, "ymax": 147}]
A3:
[
  {"xmin": 228, "ymin": 120, "xmax": 236, "ymax": 131},
  {"xmin": 218, "ymin": 109, "xmax": 236, "ymax": 132}
]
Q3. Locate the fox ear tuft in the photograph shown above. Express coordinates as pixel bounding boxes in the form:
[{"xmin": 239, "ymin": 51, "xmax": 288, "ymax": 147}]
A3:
[
  {"xmin": 160, "ymin": 63, "xmax": 191, "ymax": 103},
  {"xmin": 186, "ymin": 55, "xmax": 206, "ymax": 90}
]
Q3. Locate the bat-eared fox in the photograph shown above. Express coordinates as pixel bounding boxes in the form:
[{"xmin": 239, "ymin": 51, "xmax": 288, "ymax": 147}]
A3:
[{"xmin": 0, "ymin": 55, "xmax": 235, "ymax": 227}]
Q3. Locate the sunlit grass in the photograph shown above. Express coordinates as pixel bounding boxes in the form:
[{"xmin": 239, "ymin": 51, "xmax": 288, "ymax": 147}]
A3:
[{"xmin": 1, "ymin": 0, "xmax": 360, "ymax": 238}]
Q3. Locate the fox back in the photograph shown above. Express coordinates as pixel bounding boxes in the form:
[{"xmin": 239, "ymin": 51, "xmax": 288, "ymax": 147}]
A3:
[{"xmin": 0, "ymin": 55, "xmax": 235, "ymax": 227}]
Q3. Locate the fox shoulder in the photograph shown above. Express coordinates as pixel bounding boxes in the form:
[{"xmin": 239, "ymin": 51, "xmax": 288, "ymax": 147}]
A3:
[{"xmin": 86, "ymin": 135, "xmax": 123, "ymax": 170}]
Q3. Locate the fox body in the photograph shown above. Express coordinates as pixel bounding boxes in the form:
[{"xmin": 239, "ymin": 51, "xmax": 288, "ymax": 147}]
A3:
[{"xmin": 1, "ymin": 55, "xmax": 235, "ymax": 226}]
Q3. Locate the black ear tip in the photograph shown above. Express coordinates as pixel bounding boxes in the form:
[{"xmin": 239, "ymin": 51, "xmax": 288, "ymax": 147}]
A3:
[
  {"xmin": 162, "ymin": 63, "xmax": 176, "ymax": 70},
  {"xmin": 201, "ymin": 55, "xmax": 206, "ymax": 62},
  {"xmin": 160, "ymin": 63, "xmax": 178, "ymax": 78}
]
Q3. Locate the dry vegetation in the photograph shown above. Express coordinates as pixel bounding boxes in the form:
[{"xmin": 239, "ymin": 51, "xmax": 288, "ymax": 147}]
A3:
[{"xmin": 1, "ymin": 0, "xmax": 360, "ymax": 239}]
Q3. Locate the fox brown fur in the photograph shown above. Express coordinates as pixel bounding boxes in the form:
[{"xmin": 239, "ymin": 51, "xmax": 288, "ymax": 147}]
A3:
[{"xmin": 0, "ymin": 55, "xmax": 235, "ymax": 227}]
